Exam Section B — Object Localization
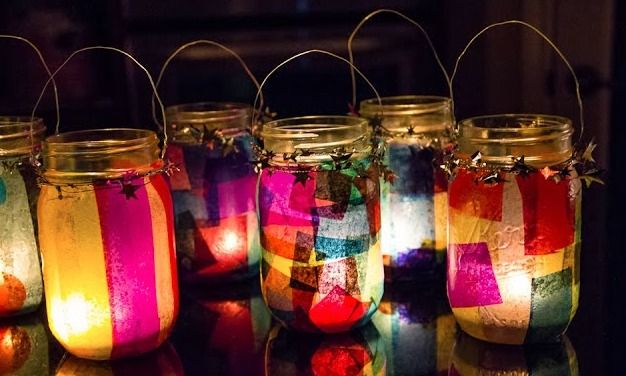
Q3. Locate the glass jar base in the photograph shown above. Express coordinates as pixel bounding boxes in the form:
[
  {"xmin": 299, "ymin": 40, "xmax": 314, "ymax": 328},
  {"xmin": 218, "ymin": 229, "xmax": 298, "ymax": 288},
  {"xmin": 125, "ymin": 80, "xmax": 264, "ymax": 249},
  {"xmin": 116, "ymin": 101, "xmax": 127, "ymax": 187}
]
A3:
[{"xmin": 457, "ymin": 319, "xmax": 567, "ymax": 345}]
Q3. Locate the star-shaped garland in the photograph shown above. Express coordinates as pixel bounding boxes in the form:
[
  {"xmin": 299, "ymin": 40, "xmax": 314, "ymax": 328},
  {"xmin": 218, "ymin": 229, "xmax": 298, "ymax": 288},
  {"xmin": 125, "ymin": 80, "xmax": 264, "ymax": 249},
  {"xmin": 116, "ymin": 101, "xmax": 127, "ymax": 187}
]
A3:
[
  {"xmin": 119, "ymin": 181, "xmax": 141, "ymax": 200},
  {"xmin": 441, "ymin": 140, "xmax": 604, "ymax": 187},
  {"xmin": 0, "ymin": 159, "xmax": 24, "ymax": 174},
  {"xmin": 37, "ymin": 161, "xmax": 178, "ymax": 200},
  {"xmin": 292, "ymin": 170, "xmax": 312, "ymax": 187}
]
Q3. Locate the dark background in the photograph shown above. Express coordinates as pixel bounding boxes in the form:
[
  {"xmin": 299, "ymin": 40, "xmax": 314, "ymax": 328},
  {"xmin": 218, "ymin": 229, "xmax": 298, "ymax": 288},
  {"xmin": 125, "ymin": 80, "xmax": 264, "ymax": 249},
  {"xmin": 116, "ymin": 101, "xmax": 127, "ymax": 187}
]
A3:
[{"xmin": 0, "ymin": 1, "xmax": 620, "ymax": 374}]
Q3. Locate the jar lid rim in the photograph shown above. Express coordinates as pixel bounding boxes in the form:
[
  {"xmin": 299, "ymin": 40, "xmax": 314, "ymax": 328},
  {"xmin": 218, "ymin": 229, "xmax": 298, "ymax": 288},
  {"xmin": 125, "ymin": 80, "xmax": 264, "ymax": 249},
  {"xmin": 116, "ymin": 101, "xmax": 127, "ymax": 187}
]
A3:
[
  {"xmin": 44, "ymin": 128, "xmax": 157, "ymax": 147},
  {"xmin": 459, "ymin": 113, "xmax": 573, "ymax": 131},
  {"xmin": 166, "ymin": 101, "xmax": 250, "ymax": 122},
  {"xmin": 264, "ymin": 115, "xmax": 367, "ymax": 128},
  {"xmin": 360, "ymin": 95, "xmax": 451, "ymax": 115},
  {"xmin": 0, "ymin": 116, "xmax": 44, "ymax": 125}
]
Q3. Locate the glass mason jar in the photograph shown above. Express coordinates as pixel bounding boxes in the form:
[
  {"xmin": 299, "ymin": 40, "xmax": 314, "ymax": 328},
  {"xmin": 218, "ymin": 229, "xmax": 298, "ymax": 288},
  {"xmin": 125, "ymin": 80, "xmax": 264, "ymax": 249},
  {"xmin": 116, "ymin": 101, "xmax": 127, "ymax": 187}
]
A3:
[
  {"xmin": 38, "ymin": 129, "xmax": 179, "ymax": 360},
  {"xmin": 447, "ymin": 114, "xmax": 580, "ymax": 345},
  {"xmin": 165, "ymin": 102, "xmax": 260, "ymax": 284},
  {"xmin": 450, "ymin": 332, "xmax": 578, "ymax": 375},
  {"xmin": 360, "ymin": 96, "xmax": 452, "ymax": 282},
  {"xmin": 0, "ymin": 117, "xmax": 45, "ymax": 317},
  {"xmin": 259, "ymin": 116, "xmax": 384, "ymax": 333}
]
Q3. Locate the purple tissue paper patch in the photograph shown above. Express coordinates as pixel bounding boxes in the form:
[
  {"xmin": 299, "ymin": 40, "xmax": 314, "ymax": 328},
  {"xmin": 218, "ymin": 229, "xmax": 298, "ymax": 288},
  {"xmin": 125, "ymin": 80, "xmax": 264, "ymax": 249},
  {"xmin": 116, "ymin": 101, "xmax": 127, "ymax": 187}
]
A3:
[{"xmin": 448, "ymin": 242, "xmax": 503, "ymax": 308}]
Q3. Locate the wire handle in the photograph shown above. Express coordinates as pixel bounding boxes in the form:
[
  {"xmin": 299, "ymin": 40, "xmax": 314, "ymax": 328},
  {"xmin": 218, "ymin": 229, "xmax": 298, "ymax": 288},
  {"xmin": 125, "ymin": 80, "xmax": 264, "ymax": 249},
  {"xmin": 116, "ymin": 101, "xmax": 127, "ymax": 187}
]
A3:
[
  {"xmin": 347, "ymin": 9, "xmax": 452, "ymax": 108},
  {"xmin": 151, "ymin": 39, "xmax": 263, "ymax": 128},
  {"xmin": 1, "ymin": 35, "xmax": 60, "ymax": 158},
  {"xmin": 451, "ymin": 20, "xmax": 585, "ymax": 144},
  {"xmin": 252, "ymin": 49, "xmax": 383, "ymax": 129},
  {"xmin": 30, "ymin": 46, "xmax": 169, "ymax": 159}
]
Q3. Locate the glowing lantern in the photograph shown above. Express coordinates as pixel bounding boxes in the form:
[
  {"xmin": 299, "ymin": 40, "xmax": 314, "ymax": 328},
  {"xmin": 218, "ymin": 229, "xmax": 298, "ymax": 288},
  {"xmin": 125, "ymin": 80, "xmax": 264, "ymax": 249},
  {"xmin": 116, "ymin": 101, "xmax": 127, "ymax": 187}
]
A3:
[
  {"xmin": 55, "ymin": 342, "xmax": 183, "ymax": 375},
  {"xmin": 0, "ymin": 316, "xmax": 48, "ymax": 376},
  {"xmin": 371, "ymin": 281, "xmax": 456, "ymax": 375},
  {"xmin": 38, "ymin": 129, "xmax": 179, "ymax": 360},
  {"xmin": 165, "ymin": 102, "xmax": 260, "ymax": 283},
  {"xmin": 259, "ymin": 116, "xmax": 384, "ymax": 333},
  {"xmin": 265, "ymin": 323, "xmax": 386, "ymax": 375},
  {"xmin": 171, "ymin": 282, "xmax": 271, "ymax": 375},
  {"xmin": 449, "ymin": 332, "xmax": 578, "ymax": 375},
  {"xmin": 0, "ymin": 117, "xmax": 45, "ymax": 317},
  {"xmin": 447, "ymin": 114, "xmax": 580, "ymax": 344},
  {"xmin": 360, "ymin": 96, "xmax": 452, "ymax": 281}
]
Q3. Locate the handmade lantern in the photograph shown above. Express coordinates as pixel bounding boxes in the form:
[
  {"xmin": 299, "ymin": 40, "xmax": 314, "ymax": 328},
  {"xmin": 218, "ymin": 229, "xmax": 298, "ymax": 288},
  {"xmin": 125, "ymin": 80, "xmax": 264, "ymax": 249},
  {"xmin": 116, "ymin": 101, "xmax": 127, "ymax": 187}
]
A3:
[
  {"xmin": 171, "ymin": 282, "xmax": 271, "ymax": 375},
  {"xmin": 360, "ymin": 96, "xmax": 452, "ymax": 281},
  {"xmin": 0, "ymin": 117, "xmax": 44, "ymax": 317},
  {"xmin": 165, "ymin": 102, "xmax": 260, "ymax": 283},
  {"xmin": 38, "ymin": 129, "xmax": 179, "ymax": 360},
  {"xmin": 449, "ymin": 332, "xmax": 578, "ymax": 375},
  {"xmin": 371, "ymin": 280, "xmax": 456, "ymax": 375},
  {"xmin": 0, "ymin": 316, "xmax": 48, "ymax": 376},
  {"xmin": 259, "ymin": 116, "xmax": 384, "ymax": 333},
  {"xmin": 447, "ymin": 114, "xmax": 580, "ymax": 345},
  {"xmin": 55, "ymin": 342, "xmax": 183, "ymax": 375},
  {"xmin": 265, "ymin": 323, "xmax": 386, "ymax": 375}
]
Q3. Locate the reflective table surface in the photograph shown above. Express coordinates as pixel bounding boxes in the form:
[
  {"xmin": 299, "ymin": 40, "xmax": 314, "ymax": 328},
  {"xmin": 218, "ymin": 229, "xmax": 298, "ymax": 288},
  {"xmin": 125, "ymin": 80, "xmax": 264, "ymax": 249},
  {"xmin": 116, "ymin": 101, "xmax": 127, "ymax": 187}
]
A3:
[{"xmin": 0, "ymin": 278, "xmax": 607, "ymax": 375}]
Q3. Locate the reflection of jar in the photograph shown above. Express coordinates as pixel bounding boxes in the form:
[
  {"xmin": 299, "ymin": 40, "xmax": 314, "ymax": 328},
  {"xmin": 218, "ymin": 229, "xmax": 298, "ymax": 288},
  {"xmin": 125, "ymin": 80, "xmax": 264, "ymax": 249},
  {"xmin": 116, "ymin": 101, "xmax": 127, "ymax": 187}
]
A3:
[
  {"xmin": 0, "ymin": 315, "xmax": 48, "ymax": 376},
  {"xmin": 450, "ymin": 332, "xmax": 578, "ymax": 375},
  {"xmin": 38, "ymin": 129, "xmax": 179, "ymax": 360},
  {"xmin": 371, "ymin": 281, "xmax": 456, "ymax": 375},
  {"xmin": 171, "ymin": 282, "xmax": 271, "ymax": 375},
  {"xmin": 265, "ymin": 323, "xmax": 386, "ymax": 375},
  {"xmin": 360, "ymin": 96, "xmax": 452, "ymax": 281},
  {"xmin": 55, "ymin": 342, "xmax": 183, "ymax": 375},
  {"xmin": 0, "ymin": 117, "xmax": 45, "ymax": 317},
  {"xmin": 259, "ymin": 116, "xmax": 383, "ymax": 333},
  {"xmin": 166, "ymin": 103, "xmax": 260, "ymax": 284},
  {"xmin": 448, "ymin": 115, "xmax": 580, "ymax": 344}
]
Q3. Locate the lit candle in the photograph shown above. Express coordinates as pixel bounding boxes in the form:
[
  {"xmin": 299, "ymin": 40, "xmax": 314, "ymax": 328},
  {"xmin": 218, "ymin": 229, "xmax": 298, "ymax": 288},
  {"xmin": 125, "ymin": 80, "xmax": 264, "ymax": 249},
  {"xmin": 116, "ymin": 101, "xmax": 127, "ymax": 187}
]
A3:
[
  {"xmin": 360, "ymin": 96, "xmax": 452, "ymax": 282},
  {"xmin": 166, "ymin": 102, "xmax": 260, "ymax": 284}
]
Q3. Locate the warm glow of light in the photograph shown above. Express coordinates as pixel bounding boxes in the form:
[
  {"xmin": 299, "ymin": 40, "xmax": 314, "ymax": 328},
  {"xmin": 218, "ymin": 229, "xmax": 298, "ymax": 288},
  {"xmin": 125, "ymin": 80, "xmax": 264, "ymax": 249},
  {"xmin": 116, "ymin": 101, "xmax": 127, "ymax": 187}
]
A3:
[
  {"xmin": 50, "ymin": 294, "xmax": 107, "ymax": 341},
  {"xmin": 505, "ymin": 274, "xmax": 529, "ymax": 299},
  {"xmin": 221, "ymin": 231, "xmax": 240, "ymax": 252},
  {"xmin": 2, "ymin": 334, "xmax": 12, "ymax": 347}
]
